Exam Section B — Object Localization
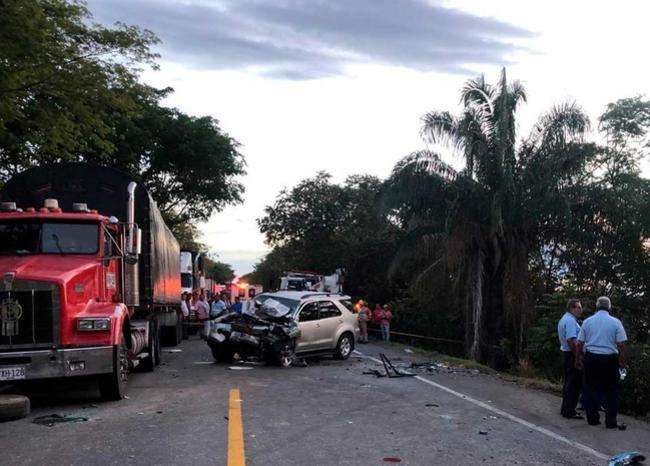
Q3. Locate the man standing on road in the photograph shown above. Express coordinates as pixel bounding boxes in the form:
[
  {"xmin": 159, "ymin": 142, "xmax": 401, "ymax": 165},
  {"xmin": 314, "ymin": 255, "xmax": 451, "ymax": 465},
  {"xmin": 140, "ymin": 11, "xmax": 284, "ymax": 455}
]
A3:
[
  {"xmin": 357, "ymin": 301, "xmax": 371, "ymax": 343},
  {"xmin": 181, "ymin": 292, "xmax": 190, "ymax": 339},
  {"xmin": 558, "ymin": 299, "xmax": 583, "ymax": 419},
  {"xmin": 211, "ymin": 294, "xmax": 227, "ymax": 318},
  {"xmin": 577, "ymin": 296, "xmax": 628, "ymax": 429}
]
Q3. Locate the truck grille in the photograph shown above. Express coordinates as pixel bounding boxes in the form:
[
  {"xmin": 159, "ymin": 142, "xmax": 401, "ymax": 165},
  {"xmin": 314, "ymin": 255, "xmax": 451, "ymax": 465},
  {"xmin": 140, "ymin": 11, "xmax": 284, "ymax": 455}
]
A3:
[{"xmin": 0, "ymin": 280, "xmax": 59, "ymax": 349}]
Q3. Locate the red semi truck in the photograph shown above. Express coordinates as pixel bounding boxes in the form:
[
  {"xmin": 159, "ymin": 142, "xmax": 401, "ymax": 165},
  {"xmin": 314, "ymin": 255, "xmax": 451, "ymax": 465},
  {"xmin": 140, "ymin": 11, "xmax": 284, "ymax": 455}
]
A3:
[{"xmin": 0, "ymin": 163, "xmax": 181, "ymax": 400}]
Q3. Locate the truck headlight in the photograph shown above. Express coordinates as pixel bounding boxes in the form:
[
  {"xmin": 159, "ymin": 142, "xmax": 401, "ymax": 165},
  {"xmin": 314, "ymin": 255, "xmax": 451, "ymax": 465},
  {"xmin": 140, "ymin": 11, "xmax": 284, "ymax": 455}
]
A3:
[{"xmin": 77, "ymin": 318, "xmax": 111, "ymax": 331}]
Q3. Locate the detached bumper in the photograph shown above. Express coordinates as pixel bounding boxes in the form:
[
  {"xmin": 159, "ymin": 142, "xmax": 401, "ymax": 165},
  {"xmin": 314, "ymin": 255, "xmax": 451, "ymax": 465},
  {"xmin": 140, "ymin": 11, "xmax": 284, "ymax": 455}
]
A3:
[{"xmin": 0, "ymin": 346, "xmax": 114, "ymax": 380}]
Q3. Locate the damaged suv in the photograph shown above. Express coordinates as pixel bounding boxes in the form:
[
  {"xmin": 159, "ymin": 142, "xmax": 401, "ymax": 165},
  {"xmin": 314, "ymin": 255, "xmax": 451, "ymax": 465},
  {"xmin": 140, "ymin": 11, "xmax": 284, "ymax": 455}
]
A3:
[{"xmin": 206, "ymin": 291, "xmax": 359, "ymax": 366}]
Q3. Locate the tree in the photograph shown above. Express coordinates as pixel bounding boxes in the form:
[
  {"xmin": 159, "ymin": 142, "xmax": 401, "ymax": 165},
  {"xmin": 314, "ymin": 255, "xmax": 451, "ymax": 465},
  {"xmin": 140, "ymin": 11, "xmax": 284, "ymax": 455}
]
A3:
[
  {"xmin": 0, "ymin": 0, "xmax": 246, "ymax": 241},
  {"xmin": 82, "ymin": 83, "xmax": 245, "ymax": 230},
  {"xmin": 204, "ymin": 257, "xmax": 236, "ymax": 284},
  {"xmin": 256, "ymin": 173, "xmax": 400, "ymax": 301},
  {"xmin": 384, "ymin": 69, "xmax": 591, "ymax": 365},
  {"xmin": 0, "ymin": 0, "xmax": 158, "ymax": 173}
]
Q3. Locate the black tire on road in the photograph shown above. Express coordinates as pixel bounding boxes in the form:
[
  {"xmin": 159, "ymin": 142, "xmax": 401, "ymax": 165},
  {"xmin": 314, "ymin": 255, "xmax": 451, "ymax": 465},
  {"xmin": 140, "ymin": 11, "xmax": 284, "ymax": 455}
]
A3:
[
  {"xmin": 209, "ymin": 341, "xmax": 234, "ymax": 363},
  {"xmin": 0, "ymin": 395, "xmax": 30, "ymax": 422},
  {"xmin": 161, "ymin": 313, "xmax": 183, "ymax": 347},
  {"xmin": 98, "ymin": 341, "xmax": 128, "ymax": 401},
  {"xmin": 334, "ymin": 333, "xmax": 354, "ymax": 360},
  {"xmin": 140, "ymin": 319, "xmax": 159, "ymax": 372},
  {"xmin": 175, "ymin": 315, "xmax": 183, "ymax": 345},
  {"xmin": 153, "ymin": 319, "xmax": 162, "ymax": 366}
]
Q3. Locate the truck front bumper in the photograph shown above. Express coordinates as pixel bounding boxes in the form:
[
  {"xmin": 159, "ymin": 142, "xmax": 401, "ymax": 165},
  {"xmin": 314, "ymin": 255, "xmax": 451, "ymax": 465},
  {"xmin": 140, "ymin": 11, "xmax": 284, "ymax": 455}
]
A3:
[{"xmin": 0, "ymin": 346, "xmax": 114, "ymax": 381}]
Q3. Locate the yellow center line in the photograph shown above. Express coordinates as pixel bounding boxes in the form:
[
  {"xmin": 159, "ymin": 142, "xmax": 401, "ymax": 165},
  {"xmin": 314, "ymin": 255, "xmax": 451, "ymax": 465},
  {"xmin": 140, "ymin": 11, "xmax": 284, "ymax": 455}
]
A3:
[{"xmin": 228, "ymin": 388, "xmax": 246, "ymax": 466}]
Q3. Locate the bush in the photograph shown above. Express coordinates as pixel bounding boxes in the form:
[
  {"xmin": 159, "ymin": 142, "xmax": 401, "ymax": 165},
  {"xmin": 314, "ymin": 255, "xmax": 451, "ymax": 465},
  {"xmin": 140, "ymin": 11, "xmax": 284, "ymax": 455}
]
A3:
[
  {"xmin": 619, "ymin": 344, "xmax": 650, "ymax": 416},
  {"xmin": 526, "ymin": 298, "xmax": 564, "ymax": 382}
]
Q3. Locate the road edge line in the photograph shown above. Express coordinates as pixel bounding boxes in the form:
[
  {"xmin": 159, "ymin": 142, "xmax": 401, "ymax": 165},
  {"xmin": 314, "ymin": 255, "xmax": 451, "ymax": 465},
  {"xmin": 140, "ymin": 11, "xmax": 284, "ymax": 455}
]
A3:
[
  {"xmin": 355, "ymin": 351, "xmax": 609, "ymax": 461},
  {"xmin": 228, "ymin": 388, "xmax": 246, "ymax": 466}
]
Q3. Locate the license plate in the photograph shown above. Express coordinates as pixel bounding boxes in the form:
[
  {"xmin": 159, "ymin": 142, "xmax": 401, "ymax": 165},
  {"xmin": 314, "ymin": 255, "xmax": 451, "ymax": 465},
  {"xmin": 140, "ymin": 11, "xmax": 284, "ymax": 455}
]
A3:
[{"xmin": 0, "ymin": 366, "xmax": 26, "ymax": 381}]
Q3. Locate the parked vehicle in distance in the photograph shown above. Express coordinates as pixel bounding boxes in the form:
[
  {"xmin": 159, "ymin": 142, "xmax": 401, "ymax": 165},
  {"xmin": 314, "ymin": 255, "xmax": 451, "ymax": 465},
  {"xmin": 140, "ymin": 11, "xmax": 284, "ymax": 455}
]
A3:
[
  {"xmin": 180, "ymin": 251, "xmax": 194, "ymax": 294},
  {"xmin": 279, "ymin": 269, "xmax": 344, "ymax": 293},
  {"xmin": 254, "ymin": 291, "xmax": 359, "ymax": 360},
  {"xmin": 0, "ymin": 163, "xmax": 181, "ymax": 400}
]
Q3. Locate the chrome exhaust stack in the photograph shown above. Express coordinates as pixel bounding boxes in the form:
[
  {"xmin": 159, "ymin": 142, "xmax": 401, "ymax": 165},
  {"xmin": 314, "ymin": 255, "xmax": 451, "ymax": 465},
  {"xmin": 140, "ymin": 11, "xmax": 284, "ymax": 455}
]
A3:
[{"xmin": 124, "ymin": 182, "xmax": 140, "ymax": 307}]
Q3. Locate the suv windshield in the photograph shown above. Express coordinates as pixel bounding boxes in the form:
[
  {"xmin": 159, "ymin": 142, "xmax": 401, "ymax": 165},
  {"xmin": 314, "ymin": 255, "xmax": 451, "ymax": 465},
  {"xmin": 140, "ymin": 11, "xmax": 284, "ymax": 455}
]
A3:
[
  {"xmin": 254, "ymin": 295, "xmax": 300, "ymax": 315},
  {"xmin": 0, "ymin": 221, "xmax": 99, "ymax": 255}
]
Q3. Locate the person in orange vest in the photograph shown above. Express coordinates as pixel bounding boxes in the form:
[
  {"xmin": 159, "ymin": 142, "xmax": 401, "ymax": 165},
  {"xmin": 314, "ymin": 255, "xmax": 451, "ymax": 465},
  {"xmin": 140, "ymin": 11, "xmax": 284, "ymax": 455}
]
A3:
[{"xmin": 357, "ymin": 301, "xmax": 372, "ymax": 343}]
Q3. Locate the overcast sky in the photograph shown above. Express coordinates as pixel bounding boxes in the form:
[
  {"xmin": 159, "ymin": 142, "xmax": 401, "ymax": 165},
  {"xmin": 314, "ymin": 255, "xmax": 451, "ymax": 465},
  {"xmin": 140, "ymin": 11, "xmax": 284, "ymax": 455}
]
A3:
[{"xmin": 89, "ymin": 0, "xmax": 650, "ymax": 276}]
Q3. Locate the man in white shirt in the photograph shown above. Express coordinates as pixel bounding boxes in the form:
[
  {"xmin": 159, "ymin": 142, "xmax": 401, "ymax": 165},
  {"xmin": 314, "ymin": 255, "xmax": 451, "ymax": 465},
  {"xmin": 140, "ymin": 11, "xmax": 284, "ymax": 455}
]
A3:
[
  {"xmin": 557, "ymin": 299, "xmax": 583, "ymax": 419},
  {"xmin": 210, "ymin": 295, "xmax": 227, "ymax": 318},
  {"xmin": 577, "ymin": 296, "xmax": 628, "ymax": 429}
]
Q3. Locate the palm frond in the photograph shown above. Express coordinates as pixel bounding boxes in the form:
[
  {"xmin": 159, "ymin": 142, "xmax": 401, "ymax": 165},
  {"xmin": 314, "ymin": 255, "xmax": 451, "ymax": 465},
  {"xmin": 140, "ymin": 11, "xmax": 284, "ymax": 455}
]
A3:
[
  {"xmin": 461, "ymin": 74, "xmax": 495, "ymax": 117},
  {"xmin": 531, "ymin": 102, "xmax": 590, "ymax": 149},
  {"xmin": 420, "ymin": 111, "xmax": 463, "ymax": 151},
  {"xmin": 508, "ymin": 80, "xmax": 527, "ymax": 108},
  {"xmin": 391, "ymin": 149, "xmax": 457, "ymax": 181}
]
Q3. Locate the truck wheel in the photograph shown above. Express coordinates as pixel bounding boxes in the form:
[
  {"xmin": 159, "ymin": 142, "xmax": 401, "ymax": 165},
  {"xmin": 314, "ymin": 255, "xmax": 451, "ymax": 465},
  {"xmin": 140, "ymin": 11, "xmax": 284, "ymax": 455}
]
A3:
[
  {"xmin": 98, "ymin": 342, "xmax": 128, "ymax": 401},
  {"xmin": 0, "ymin": 394, "xmax": 30, "ymax": 422},
  {"xmin": 140, "ymin": 319, "xmax": 158, "ymax": 372},
  {"xmin": 175, "ymin": 316, "xmax": 183, "ymax": 345},
  {"xmin": 334, "ymin": 333, "xmax": 354, "ymax": 360},
  {"xmin": 153, "ymin": 320, "xmax": 161, "ymax": 366},
  {"xmin": 161, "ymin": 314, "xmax": 182, "ymax": 347}
]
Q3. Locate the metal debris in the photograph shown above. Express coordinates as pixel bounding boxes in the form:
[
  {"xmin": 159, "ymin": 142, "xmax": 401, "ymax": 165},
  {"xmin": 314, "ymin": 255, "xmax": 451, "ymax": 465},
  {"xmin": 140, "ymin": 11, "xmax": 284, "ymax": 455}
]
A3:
[
  {"xmin": 379, "ymin": 354, "xmax": 416, "ymax": 378},
  {"xmin": 32, "ymin": 414, "xmax": 88, "ymax": 427},
  {"xmin": 608, "ymin": 452, "xmax": 645, "ymax": 466}
]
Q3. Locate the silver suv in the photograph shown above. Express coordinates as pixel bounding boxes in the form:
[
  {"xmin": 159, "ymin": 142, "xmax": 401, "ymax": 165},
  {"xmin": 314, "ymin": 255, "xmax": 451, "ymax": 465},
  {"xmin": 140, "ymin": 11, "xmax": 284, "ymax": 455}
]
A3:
[{"xmin": 254, "ymin": 291, "xmax": 359, "ymax": 359}]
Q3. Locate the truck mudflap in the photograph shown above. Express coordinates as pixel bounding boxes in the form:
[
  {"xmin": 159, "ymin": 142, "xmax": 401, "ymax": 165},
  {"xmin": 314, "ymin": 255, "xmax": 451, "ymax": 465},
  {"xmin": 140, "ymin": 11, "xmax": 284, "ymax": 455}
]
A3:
[{"xmin": 0, "ymin": 346, "xmax": 113, "ymax": 381}]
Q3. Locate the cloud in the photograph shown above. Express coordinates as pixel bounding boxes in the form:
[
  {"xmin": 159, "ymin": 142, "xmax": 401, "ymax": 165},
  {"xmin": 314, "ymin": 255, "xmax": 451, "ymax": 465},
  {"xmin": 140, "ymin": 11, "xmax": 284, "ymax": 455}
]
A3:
[{"xmin": 89, "ymin": 0, "xmax": 533, "ymax": 79}]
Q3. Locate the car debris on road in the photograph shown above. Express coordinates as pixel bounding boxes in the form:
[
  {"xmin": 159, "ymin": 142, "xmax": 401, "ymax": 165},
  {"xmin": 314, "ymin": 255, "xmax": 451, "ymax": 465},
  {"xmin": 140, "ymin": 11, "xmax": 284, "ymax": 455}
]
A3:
[
  {"xmin": 608, "ymin": 451, "xmax": 646, "ymax": 466},
  {"xmin": 32, "ymin": 414, "xmax": 88, "ymax": 427}
]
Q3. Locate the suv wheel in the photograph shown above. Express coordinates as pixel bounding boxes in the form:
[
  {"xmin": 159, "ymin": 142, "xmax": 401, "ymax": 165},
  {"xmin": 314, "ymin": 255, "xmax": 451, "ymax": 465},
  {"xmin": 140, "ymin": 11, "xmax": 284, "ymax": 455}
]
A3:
[{"xmin": 334, "ymin": 333, "xmax": 353, "ymax": 360}]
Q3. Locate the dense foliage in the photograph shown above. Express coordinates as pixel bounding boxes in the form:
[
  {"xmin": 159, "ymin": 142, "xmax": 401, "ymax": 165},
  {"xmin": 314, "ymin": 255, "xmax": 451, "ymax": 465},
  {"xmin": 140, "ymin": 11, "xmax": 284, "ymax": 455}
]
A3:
[
  {"xmin": 251, "ymin": 173, "xmax": 402, "ymax": 302},
  {"xmin": 0, "ymin": 0, "xmax": 245, "ymax": 243},
  {"xmin": 253, "ymin": 74, "xmax": 649, "ymax": 413}
]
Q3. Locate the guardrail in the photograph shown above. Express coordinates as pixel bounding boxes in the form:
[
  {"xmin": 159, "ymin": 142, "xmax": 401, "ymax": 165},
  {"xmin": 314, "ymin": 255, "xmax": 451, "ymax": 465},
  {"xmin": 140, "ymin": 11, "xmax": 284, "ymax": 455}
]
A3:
[{"xmin": 367, "ymin": 327, "xmax": 465, "ymax": 356}]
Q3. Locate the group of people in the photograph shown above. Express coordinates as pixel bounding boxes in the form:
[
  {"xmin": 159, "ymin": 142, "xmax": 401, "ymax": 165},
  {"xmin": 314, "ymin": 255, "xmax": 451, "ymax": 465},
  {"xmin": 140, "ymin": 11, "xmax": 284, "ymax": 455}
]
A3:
[
  {"xmin": 558, "ymin": 296, "xmax": 628, "ymax": 430},
  {"xmin": 180, "ymin": 290, "xmax": 244, "ymax": 338},
  {"xmin": 357, "ymin": 302, "xmax": 393, "ymax": 344}
]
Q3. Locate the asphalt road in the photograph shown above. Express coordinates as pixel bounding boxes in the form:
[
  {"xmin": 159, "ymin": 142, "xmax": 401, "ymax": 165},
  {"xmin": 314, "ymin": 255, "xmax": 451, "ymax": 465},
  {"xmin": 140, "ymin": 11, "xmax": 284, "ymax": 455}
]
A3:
[{"xmin": 1, "ymin": 338, "xmax": 648, "ymax": 466}]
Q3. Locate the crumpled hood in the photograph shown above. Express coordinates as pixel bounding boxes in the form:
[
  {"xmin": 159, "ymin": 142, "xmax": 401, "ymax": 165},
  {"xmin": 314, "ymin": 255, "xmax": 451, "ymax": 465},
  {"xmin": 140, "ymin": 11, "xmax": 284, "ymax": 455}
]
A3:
[{"xmin": 0, "ymin": 255, "xmax": 98, "ymax": 285}]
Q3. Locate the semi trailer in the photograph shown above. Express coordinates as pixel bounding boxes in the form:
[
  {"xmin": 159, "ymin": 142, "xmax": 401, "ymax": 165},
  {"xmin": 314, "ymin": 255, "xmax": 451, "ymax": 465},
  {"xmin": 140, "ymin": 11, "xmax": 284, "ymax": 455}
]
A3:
[{"xmin": 0, "ymin": 163, "xmax": 181, "ymax": 400}]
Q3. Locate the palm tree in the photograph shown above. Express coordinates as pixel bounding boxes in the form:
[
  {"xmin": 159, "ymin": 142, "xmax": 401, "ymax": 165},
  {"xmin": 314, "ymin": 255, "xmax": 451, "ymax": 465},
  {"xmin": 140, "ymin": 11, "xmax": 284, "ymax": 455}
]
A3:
[{"xmin": 384, "ymin": 69, "xmax": 589, "ymax": 365}]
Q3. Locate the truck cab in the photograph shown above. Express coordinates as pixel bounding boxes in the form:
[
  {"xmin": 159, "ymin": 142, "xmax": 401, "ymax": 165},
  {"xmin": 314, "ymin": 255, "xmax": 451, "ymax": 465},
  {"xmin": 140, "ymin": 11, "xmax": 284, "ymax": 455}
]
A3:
[
  {"xmin": 0, "ymin": 199, "xmax": 139, "ymax": 398},
  {"xmin": 0, "ymin": 163, "xmax": 182, "ymax": 400}
]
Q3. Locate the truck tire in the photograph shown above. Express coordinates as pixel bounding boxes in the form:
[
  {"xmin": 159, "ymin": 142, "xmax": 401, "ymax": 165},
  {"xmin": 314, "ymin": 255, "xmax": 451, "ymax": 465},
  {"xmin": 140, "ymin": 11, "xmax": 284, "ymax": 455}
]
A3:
[
  {"xmin": 334, "ymin": 333, "xmax": 354, "ymax": 360},
  {"xmin": 174, "ymin": 315, "xmax": 183, "ymax": 345},
  {"xmin": 140, "ymin": 319, "xmax": 159, "ymax": 372},
  {"xmin": 98, "ymin": 342, "xmax": 128, "ymax": 401},
  {"xmin": 161, "ymin": 313, "xmax": 182, "ymax": 347},
  {"xmin": 0, "ymin": 395, "xmax": 30, "ymax": 422},
  {"xmin": 153, "ymin": 319, "xmax": 162, "ymax": 366}
]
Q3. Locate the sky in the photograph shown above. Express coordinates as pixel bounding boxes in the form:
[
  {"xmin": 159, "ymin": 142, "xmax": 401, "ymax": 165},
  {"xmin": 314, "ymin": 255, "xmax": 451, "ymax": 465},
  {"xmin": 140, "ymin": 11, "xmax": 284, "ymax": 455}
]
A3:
[{"xmin": 89, "ymin": 0, "xmax": 650, "ymax": 276}]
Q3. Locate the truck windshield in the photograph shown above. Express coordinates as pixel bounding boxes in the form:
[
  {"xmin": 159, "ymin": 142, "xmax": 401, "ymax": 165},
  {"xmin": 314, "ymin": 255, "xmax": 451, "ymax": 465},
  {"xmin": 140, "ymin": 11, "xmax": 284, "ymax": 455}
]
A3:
[{"xmin": 0, "ymin": 221, "xmax": 99, "ymax": 255}]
